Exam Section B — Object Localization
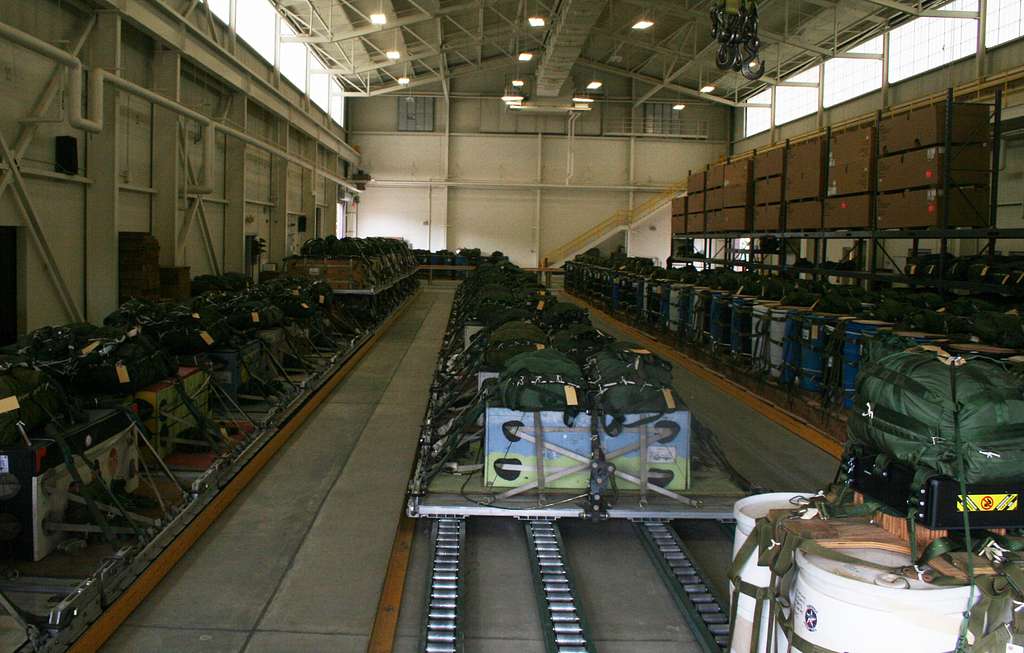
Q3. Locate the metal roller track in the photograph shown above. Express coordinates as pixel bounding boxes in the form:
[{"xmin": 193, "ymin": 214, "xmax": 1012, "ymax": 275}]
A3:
[
  {"xmin": 524, "ymin": 520, "xmax": 594, "ymax": 653},
  {"xmin": 421, "ymin": 518, "xmax": 466, "ymax": 653},
  {"xmin": 637, "ymin": 521, "xmax": 730, "ymax": 652}
]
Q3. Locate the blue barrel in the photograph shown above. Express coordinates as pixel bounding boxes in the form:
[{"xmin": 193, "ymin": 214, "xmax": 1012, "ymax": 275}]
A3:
[
  {"xmin": 842, "ymin": 319, "xmax": 892, "ymax": 408},
  {"xmin": 730, "ymin": 296, "xmax": 756, "ymax": 356},
  {"xmin": 709, "ymin": 291, "xmax": 732, "ymax": 347},
  {"xmin": 780, "ymin": 310, "xmax": 803, "ymax": 384},
  {"xmin": 798, "ymin": 313, "xmax": 839, "ymax": 393},
  {"xmin": 675, "ymin": 285, "xmax": 696, "ymax": 343},
  {"xmin": 660, "ymin": 284, "xmax": 671, "ymax": 329}
]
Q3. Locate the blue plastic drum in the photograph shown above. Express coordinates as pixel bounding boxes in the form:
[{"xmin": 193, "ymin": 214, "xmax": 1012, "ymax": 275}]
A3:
[
  {"xmin": 798, "ymin": 313, "xmax": 839, "ymax": 393},
  {"xmin": 709, "ymin": 291, "xmax": 732, "ymax": 347},
  {"xmin": 842, "ymin": 319, "xmax": 892, "ymax": 408}
]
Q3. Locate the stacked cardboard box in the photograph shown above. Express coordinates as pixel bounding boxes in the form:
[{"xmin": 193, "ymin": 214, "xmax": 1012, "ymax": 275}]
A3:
[
  {"xmin": 785, "ymin": 137, "xmax": 826, "ymax": 230},
  {"xmin": 704, "ymin": 162, "xmax": 726, "ymax": 231},
  {"xmin": 721, "ymin": 159, "xmax": 752, "ymax": 231},
  {"xmin": 753, "ymin": 147, "xmax": 784, "ymax": 231},
  {"xmin": 684, "ymin": 170, "xmax": 706, "ymax": 233},
  {"xmin": 877, "ymin": 102, "xmax": 991, "ymax": 228},
  {"xmin": 825, "ymin": 123, "xmax": 876, "ymax": 229},
  {"xmin": 119, "ymin": 232, "xmax": 161, "ymax": 303},
  {"xmin": 671, "ymin": 196, "xmax": 686, "ymax": 235},
  {"xmin": 159, "ymin": 267, "xmax": 191, "ymax": 301}
]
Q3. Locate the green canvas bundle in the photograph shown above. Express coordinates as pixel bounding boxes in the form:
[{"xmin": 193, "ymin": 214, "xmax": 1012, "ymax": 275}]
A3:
[
  {"xmin": 483, "ymin": 321, "xmax": 547, "ymax": 369},
  {"xmin": 495, "ymin": 349, "xmax": 586, "ymax": 418},
  {"xmin": 848, "ymin": 351, "xmax": 1024, "ymax": 484},
  {"xmin": 0, "ymin": 364, "xmax": 68, "ymax": 446},
  {"xmin": 585, "ymin": 341, "xmax": 681, "ymax": 434},
  {"xmin": 550, "ymin": 325, "xmax": 612, "ymax": 365},
  {"xmin": 537, "ymin": 301, "xmax": 588, "ymax": 331}
]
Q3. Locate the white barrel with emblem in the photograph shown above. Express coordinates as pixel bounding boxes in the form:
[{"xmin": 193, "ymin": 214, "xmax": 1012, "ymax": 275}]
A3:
[
  {"xmin": 750, "ymin": 301, "xmax": 778, "ymax": 375},
  {"xmin": 776, "ymin": 546, "xmax": 975, "ymax": 653},
  {"xmin": 729, "ymin": 492, "xmax": 809, "ymax": 653}
]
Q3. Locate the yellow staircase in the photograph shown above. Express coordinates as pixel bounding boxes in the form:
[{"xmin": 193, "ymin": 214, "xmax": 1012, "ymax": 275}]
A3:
[{"xmin": 543, "ymin": 178, "xmax": 687, "ymax": 265}]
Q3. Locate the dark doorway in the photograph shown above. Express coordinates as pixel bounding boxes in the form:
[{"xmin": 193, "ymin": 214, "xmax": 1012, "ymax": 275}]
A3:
[{"xmin": 0, "ymin": 228, "xmax": 16, "ymax": 346}]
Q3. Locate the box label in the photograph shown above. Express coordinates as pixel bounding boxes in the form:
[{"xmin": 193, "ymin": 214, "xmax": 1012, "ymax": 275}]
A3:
[
  {"xmin": 0, "ymin": 396, "xmax": 20, "ymax": 415},
  {"xmin": 648, "ymin": 445, "xmax": 676, "ymax": 464},
  {"xmin": 564, "ymin": 385, "xmax": 579, "ymax": 406},
  {"xmin": 116, "ymin": 362, "xmax": 131, "ymax": 384},
  {"xmin": 199, "ymin": 331, "xmax": 214, "ymax": 346}
]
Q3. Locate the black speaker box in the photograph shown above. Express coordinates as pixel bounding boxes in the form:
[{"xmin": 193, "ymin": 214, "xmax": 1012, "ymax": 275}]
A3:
[{"xmin": 55, "ymin": 135, "xmax": 79, "ymax": 175}]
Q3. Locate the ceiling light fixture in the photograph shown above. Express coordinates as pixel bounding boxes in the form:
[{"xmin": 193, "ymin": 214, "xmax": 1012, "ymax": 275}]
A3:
[
  {"xmin": 572, "ymin": 103, "xmax": 592, "ymax": 111},
  {"xmin": 370, "ymin": 12, "xmax": 387, "ymax": 25},
  {"xmin": 700, "ymin": 84, "xmax": 716, "ymax": 93},
  {"xmin": 398, "ymin": 76, "xmax": 410, "ymax": 85},
  {"xmin": 509, "ymin": 102, "xmax": 524, "ymax": 109},
  {"xmin": 586, "ymin": 80, "xmax": 603, "ymax": 90},
  {"xmin": 673, "ymin": 103, "xmax": 686, "ymax": 111},
  {"xmin": 572, "ymin": 96, "xmax": 594, "ymax": 103},
  {"xmin": 386, "ymin": 49, "xmax": 401, "ymax": 60},
  {"xmin": 632, "ymin": 18, "xmax": 654, "ymax": 30},
  {"xmin": 512, "ymin": 79, "xmax": 526, "ymax": 87},
  {"xmin": 502, "ymin": 93, "xmax": 525, "ymax": 103},
  {"xmin": 518, "ymin": 51, "xmax": 534, "ymax": 62},
  {"xmin": 528, "ymin": 16, "xmax": 546, "ymax": 27}
]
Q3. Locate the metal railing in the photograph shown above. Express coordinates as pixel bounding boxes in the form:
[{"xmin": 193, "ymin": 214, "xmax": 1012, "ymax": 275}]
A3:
[{"xmin": 603, "ymin": 117, "xmax": 710, "ymax": 139}]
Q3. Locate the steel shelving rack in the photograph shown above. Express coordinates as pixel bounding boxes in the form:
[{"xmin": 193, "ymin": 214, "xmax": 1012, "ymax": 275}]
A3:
[{"xmin": 671, "ymin": 88, "xmax": 1016, "ymax": 295}]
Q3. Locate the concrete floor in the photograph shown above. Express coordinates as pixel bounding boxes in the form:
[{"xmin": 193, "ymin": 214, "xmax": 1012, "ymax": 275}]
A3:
[{"xmin": 102, "ymin": 285, "xmax": 837, "ymax": 653}]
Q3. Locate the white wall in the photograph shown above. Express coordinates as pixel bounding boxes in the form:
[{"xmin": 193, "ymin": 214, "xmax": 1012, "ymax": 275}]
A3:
[
  {"xmin": 627, "ymin": 202, "xmax": 673, "ymax": 264},
  {"xmin": 349, "ymin": 86, "xmax": 730, "ymax": 266}
]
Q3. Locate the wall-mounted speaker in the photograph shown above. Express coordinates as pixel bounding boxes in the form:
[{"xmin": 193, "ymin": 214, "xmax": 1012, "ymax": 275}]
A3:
[{"xmin": 55, "ymin": 136, "xmax": 79, "ymax": 176}]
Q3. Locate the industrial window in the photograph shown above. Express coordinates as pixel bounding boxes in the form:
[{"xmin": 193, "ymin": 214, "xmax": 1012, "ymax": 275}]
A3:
[
  {"xmin": 987, "ymin": 0, "xmax": 1024, "ymax": 47},
  {"xmin": 774, "ymin": 67, "xmax": 819, "ymax": 126},
  {"xmin": 204, "ymin": 0, "xmax": 230, "ymax": 23},
  {"xmin": 330, "ymin": 80, "xmax": 345, "ymax": 126},
  {"xmin": 744, "ymin": 89, "xmax": 772, "ymax": 137},
  {"xmin": 279, "ymin": 22, "xmax": 308, "ymax": 92},
  {"xmin": 823, "ymin": 37, "xmax": 883, "ymax": 108},
  {"xmin": 309, "ymin": 55, "xmax": 331, "ymax": 112},
  {"xmin": 888, "ymin": 0, "xmax": 978, "ymax": 83},
  {"xmin": 640, "ymin": 103, "xmax": 694, "ymax": 135},
  {"xmin": 398, "ymin": 97, "xmax": 435, "ymax": 132},
  {"xmin": 236, "ymin": 0, "xmax": 277, "ymax": 63}
]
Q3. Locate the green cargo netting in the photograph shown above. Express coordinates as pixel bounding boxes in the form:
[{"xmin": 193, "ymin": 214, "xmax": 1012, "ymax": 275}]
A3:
[
  {"xmin": 483, "ymin": 321, "xmax": 547, "ymax": 368},
  {"xmin": 495, "ymin": 349, "xmax": 586, "ymax": 417},
  {"xmin": 586, "ymin": 341, "xmax": 681, "ymax": 434},
  {"xmin": 848, "ymin": 350, "xmax": 1024, "ymax": 484},
  {"xmin": 0, "ymin": 364, "xmax": 68, "ymax": 446}
]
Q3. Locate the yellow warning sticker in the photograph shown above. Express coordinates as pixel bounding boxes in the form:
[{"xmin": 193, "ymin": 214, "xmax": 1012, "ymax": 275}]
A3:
[{"xmin": 957, "ymin": 493, "xmax": 1019, "ymax": 512}]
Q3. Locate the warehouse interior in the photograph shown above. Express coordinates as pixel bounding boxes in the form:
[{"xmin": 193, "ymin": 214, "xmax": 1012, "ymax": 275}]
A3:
[{"xmin": 2, "ymin": 0, "xmax": 1024, "ymax": 652}]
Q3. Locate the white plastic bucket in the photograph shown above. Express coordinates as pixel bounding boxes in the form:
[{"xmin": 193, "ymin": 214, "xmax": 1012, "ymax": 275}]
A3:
[
  {"xmin": 668, "ymin": 284, "xmax": 683, "ymax": 332},
  {"xmin": 767, "ymin": 308, "xmax": 789, "ymax": 379},
  {"xmin": 776, "ymin": 547, "xmax": 974, "ymax": 653},
  {"xmin": 729, "ymin": 492, "xmax": 810, "ymax": 653}
]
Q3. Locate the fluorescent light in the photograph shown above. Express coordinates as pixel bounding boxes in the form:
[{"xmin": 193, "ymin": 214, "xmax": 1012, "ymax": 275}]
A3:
[
  {"xmin": 386, "ymin": 50, "xmax": 401, "ymax": 60},
  {"xmin": 509, "ymin": 102, "xmax": 524, "ymax": 109},
  {"xmin": 572, "ymin": 103, "xmax": 592, "ymax": 111},
  {"xmin": 518, "ymin": 51, "xmax": 534, "ymax": 62},
  {"xmin": 370, "ymin": 13, "xmax": 387, "ymax": 25},
  {"xmin": 673, "ymin": 103, "xmax": 686, "ymax": 111},
  {"xmin": 572, "ymin": 96, "xmax": 594, "ymax": 103},
  {"xmin": 502, "ymin": 94, "xmax": 525, "ymax": 102},
  {"xmin": 632, "ymin": 19, "xmax": 654, "ymax": 30},
  {"xmin": 397, "ymin": 76, "xmax": 410, "ymax": 85},
  {"xmin": 528, "ymin": 16, "xmax": 546, "ymax": 27},
  {"xmin": 700, "ymin": 84, "xmax": 716, "ymax": 93},
  {"xmin": 512, "ymin": 79, "xmax": 525, "ymax": 87},
  {"xmin": 586, "ymin": 80, "xmax": 603, "ymax": 90}
]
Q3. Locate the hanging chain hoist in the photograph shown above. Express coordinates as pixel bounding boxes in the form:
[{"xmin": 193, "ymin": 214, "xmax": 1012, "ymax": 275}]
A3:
[{"xmin": 710, "ymin": 0, "xmax": 766, "ymax": 80}]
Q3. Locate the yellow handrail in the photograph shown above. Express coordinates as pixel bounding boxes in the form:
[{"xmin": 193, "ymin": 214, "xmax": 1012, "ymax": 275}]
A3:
[{"xmin": 543, "ymin": 177, "xmax": 688, "ymax": 264}]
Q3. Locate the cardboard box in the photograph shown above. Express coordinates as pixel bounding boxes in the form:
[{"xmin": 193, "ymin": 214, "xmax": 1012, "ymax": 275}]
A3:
[
  {"xmin": 877, "ymin": 143, "xmax": 991, "ymax": 192},
  {"xmin": 707, "ymin": 162, "xmax": 725, "ymax": 189},
  {"xmin": 877, "ymin": 187, "xmax": 990, "ymax": 229},
  {"xmin": 719, "ymin": 206, "xmax": 751, "ymax": 231},
  {"xmin": 830, "ymin": 123, "xmax": 876, "ymax": 166},
  {"xmin": 706, "ymin": 187, "xmax": 723, "ymax": 211},
  {"xmin": 827, "ymin": 161, "xmax": 873, "ymax": 196},
  {"xmin": 686, "ymin": 191, "xmax": 705, "ymax": 214},
  {"xmin": 705, "ymin": 210, "xmax": 723, "ymax": 231},
  {"xmin": 672, "ymin": 215, "xmax": 686, "ymax": 233},
  {"xmin": 672, "ymin": 197, "xmax": 686, "ymax": 216},
  {"xmin": 755, "ymin": 176, "xmax": 783, "ymax": 205},
  {"xmin": 686, "ymin": 213, "xmax": 705, "ymax": 233},
  {"xmin": 786, "ymin": 200, "xmax": 823, "ymax": 230},
  {"xmin": 754, "ymin": 204, "xmax": 782, "ymax": 231},
  {"xmin": 723, "ymin": 159, "xmax": 752, "ymax": 208},
  {"xmin": 785, "ymin": 137, "xmax": 826, "ymax": 200},
  {"xmin": 824, "ymin": 194, "xmax": 872, "ymax": 229},
  {"xmin": 754, "ymin": 148, "xmax": 784, "ymax": 179},
  {"xmin": 688, "ymin": 170, "xmax": 706, "ymax": 192},
  {"xmin": 879, "ymin": 102, "xmax": 991, "ymax": 155}
]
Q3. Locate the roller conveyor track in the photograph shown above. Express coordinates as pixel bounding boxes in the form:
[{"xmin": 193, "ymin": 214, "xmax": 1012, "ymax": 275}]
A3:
[
  {"xmin": 637, "ymin": 521, "xmax": 730, "ymax": 652},
  {"xmin": 421, "ymin": 518, "xmax": 466, "ymax": 653},
  {"xmin": 415, "ymin": 517, "xmax": 730, "ymax": 653},
  {"xmin": 525, "ymin": 520, "xmax": 593, "ymax": 653}
]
